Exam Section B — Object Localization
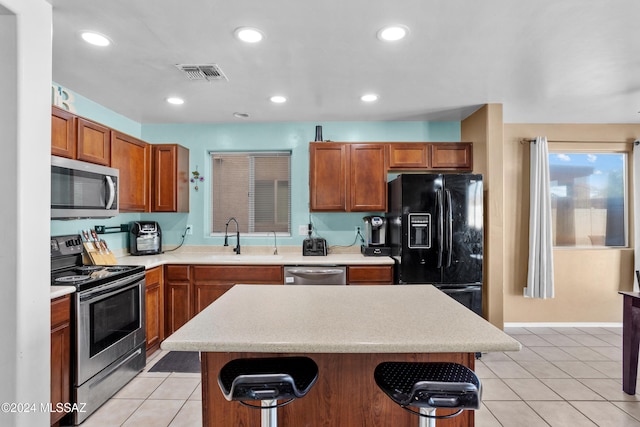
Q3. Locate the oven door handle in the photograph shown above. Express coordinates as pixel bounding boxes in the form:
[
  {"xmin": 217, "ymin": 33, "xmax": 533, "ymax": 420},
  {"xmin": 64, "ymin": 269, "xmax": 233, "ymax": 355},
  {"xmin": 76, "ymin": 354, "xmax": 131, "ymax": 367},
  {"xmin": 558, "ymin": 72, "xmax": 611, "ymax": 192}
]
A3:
[{"xmin": 79, "ymin": 276, "xmax": 144, "ymax": 303}]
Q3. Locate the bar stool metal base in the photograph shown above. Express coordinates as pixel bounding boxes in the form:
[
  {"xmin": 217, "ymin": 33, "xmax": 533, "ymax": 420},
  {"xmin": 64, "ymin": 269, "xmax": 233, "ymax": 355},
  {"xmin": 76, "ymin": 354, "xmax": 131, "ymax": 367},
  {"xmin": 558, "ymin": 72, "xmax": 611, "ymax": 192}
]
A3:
[{"xmin": 261, "ymin": 399, "xmax": 277, "ymax": 427}]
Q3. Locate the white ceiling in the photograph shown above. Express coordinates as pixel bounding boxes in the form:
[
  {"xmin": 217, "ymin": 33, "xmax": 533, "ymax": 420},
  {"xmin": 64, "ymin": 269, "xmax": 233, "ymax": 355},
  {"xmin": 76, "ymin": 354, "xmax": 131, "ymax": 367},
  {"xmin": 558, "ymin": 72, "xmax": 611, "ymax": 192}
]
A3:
[{"xmin": 51, "ymin": 0, "xmax": 640, "ymax": 125}]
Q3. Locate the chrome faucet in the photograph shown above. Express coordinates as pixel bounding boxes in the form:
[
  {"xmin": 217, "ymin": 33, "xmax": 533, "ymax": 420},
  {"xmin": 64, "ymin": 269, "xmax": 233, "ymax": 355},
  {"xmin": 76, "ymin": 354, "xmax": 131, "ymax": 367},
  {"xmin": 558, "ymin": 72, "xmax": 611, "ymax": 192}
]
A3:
[
  {"xmin": 269, "ymin": 231, "xmax": 278, "ymax": 255},
  {"xmin": 224, "ymin": 217, "xmax": 241, "ymax": 254}
]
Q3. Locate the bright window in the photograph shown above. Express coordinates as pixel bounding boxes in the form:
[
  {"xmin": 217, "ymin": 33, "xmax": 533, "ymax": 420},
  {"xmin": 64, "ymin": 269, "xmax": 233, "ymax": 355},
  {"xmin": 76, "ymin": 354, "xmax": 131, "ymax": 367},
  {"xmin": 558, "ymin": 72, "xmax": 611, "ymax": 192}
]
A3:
[
  {"xmin": 210, "ymin": 151, "xmax": 291, "ymax": 235},
  {"xmin": 549, "ymin": 152, "xmax": 627, "ymax": 247}
]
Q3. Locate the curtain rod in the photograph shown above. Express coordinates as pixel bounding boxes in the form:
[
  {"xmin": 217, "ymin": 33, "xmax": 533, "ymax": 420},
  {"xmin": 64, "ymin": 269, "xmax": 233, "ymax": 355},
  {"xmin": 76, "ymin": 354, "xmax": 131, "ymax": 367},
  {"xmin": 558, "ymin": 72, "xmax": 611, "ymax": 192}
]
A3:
[{"xmin": 519, "ymin": 138, "xmax": 638, "ymax": 145}]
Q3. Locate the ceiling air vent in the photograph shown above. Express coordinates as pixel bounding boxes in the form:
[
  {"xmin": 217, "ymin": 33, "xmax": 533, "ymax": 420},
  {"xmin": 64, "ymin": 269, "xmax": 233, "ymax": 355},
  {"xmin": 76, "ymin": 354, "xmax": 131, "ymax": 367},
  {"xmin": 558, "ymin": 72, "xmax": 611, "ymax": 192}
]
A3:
[{"xmin": 175, "ymin": 64, "xmax": 228, "ymax": 82}]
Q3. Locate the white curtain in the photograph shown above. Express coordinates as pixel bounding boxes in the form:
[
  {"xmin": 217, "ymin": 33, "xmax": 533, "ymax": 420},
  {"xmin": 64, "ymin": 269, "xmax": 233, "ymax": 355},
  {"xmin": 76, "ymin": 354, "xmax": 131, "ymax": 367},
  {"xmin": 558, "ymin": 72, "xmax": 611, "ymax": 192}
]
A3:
[
  {"xmin": 634, "ymin": 141, "xmax": 640, "ymax": 291},
  {"xmin": 524, "ymin": 136, "xmax": 554, "ymax": 299}
]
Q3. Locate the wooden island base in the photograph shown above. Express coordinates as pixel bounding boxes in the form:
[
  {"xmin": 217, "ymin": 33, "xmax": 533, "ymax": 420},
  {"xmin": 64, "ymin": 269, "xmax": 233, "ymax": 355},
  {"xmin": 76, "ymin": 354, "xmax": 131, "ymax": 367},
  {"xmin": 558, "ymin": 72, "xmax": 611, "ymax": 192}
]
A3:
[{"xmin": 201, "ymin": 351, "xmax": 474, "ymax": 427}]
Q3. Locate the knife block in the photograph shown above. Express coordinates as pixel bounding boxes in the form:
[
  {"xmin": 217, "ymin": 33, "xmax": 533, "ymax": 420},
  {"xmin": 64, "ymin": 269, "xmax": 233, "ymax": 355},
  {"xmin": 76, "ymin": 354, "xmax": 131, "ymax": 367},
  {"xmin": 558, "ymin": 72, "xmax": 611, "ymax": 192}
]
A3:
[{"xmin": 83, "ymin": 243, "xmax": 117, "ymax": 265}]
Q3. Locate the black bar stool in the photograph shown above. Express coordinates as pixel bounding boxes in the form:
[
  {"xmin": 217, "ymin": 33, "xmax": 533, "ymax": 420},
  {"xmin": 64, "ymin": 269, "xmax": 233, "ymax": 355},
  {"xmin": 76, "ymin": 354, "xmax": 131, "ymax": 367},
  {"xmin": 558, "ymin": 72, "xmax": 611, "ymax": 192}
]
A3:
[
  {"xmin": 374, "ymin": 362, "xmax": 482, "ymax": 427},
  {"xmin": 218, "ymin": 356, "xmax": 319, "ymax": 427}
]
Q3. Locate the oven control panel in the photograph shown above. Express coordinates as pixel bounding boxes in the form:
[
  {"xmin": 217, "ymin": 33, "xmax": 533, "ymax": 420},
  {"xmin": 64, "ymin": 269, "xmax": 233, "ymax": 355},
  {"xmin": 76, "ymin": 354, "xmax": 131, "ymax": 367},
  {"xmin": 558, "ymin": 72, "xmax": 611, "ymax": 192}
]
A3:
[{"xmin": 51, "ymin": 234, "xmax": 84, "ymax": 257}]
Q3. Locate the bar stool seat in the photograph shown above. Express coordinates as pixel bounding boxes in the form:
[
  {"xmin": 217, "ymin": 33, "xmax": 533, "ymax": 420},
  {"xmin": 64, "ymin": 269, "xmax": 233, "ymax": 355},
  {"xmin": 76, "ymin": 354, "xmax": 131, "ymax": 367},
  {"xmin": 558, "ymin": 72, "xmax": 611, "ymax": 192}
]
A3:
[
  {"xmin": 218, "ymin": 356, "xmax": 318, "ymax": 427},
  {"xmin": 374, "ymin": 362, "xmax": 481, "ymax": 426}
]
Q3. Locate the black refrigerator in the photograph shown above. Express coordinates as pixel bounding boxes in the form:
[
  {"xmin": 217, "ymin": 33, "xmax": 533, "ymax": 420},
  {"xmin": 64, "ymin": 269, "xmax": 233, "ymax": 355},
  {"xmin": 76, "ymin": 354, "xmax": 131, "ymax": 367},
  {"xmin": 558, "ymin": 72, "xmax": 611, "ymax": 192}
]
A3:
[{"xmin": 387, "ymin": 173, "xmax": 484, "ymax": 316}]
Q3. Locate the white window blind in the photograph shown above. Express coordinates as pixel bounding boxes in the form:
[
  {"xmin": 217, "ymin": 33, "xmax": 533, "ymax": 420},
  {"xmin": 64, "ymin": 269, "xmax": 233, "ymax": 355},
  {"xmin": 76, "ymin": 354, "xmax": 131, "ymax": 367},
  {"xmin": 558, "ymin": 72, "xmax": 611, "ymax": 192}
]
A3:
[{"xmin": 210, "ymin": 151, "xmax": 291, "ymax": 234}]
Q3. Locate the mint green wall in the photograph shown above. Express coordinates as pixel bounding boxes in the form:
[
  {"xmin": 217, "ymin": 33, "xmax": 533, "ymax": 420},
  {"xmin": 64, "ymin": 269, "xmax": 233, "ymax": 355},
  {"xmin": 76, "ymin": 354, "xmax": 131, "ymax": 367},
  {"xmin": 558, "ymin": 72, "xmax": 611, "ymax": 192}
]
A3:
[
  {"xmin": 141, "ymin": 121, "xmax": 461, "ymax": 248},
  {"xmin": 51, "ymin": 82, "xmax": 142, "ymax": 137},
  {"xmin": 50, "ymin": 86, "xmax": 462, "ymax": 250}
]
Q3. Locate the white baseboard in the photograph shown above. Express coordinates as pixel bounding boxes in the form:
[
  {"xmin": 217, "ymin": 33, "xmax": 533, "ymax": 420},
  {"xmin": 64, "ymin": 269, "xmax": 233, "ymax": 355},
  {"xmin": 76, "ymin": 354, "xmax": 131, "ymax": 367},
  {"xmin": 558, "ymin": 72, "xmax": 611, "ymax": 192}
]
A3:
[{"xmin": 504, "ymin": 322, "xmax": 622, "ymax": 328}]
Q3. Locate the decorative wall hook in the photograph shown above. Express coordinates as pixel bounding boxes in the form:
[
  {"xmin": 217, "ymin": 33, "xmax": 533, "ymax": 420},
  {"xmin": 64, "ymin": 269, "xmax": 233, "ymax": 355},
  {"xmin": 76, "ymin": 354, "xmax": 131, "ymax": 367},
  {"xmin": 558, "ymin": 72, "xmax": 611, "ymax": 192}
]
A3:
[{"xmin": 190, "ymin": 166, "xmax": 204, "ymax": 191}]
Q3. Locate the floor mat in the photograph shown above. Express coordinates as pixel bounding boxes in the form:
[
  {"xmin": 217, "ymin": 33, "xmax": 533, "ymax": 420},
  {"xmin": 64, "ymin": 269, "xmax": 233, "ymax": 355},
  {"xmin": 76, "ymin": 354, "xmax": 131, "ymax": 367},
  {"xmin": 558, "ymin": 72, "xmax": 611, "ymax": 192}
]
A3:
[{"xmin": 149, "ymin": 351, "xmax": 201, "ymax": 373}]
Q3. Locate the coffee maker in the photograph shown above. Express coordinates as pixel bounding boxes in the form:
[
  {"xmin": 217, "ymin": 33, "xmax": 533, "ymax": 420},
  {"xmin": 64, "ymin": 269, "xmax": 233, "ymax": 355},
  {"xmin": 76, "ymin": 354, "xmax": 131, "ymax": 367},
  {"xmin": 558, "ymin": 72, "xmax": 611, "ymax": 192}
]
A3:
[{"xmin": 361, "ymin": 216, "xmax": 390, "ymax": 256}]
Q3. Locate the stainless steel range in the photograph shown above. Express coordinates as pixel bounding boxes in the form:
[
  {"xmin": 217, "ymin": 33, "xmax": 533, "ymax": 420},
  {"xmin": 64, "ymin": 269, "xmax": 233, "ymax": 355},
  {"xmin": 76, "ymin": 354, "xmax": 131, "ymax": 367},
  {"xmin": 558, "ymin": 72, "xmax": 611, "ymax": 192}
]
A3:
[{"xmin": 51, "ymin": 235, "xmax": 146, "ymax": 425}]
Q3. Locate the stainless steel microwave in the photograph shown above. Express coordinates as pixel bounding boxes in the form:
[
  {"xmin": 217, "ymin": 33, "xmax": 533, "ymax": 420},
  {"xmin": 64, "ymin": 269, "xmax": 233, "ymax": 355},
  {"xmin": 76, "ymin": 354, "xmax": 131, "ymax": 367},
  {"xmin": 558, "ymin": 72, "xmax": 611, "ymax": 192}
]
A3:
[{"xmin": 51, "ymin": 156, "xmax": 119, "ymax": 219}]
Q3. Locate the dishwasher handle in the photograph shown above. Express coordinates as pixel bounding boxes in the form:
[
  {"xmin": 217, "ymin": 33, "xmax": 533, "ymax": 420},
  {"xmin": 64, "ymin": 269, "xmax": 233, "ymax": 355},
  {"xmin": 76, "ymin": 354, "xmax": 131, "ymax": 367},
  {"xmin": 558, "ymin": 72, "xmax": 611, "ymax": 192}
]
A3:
[{"xmin": 286, "ymin": 268, "xmax": 345, "ymax": 275}]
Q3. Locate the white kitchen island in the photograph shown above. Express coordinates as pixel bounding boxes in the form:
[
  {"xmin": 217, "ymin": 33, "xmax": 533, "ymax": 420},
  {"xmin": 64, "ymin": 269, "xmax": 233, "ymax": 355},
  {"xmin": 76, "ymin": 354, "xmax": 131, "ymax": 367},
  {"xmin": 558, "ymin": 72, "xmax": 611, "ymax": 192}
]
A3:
[{"xmin": 162, "ymin": 284, "xmax": 520, "ymax": 427}]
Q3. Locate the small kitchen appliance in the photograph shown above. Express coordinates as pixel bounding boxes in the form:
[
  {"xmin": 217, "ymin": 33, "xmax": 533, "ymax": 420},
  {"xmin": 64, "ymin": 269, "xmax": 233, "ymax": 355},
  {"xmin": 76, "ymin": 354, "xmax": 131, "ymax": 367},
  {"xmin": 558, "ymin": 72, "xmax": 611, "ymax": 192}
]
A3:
[
  {"xmin": 361, "ymin": 215, "xmax": 390, "ymax": 256},
  {"xmin": 302, "ymin": 224, "xmax": 327, "ymax": 256},
  {"xmin": 51, "ymin": 155, "xmax": 119, "ymax": 219},
  {"xmin": 129, "ymin": 221, "xmax": 162, "ymax": 255}
]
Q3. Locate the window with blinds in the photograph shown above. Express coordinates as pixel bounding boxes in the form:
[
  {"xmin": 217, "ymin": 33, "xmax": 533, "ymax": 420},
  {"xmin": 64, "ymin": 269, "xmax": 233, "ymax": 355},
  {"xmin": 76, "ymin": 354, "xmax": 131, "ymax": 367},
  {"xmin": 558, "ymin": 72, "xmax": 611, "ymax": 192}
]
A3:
[{"xmin": 210, "ymin": 151, "xmax": 291, "ymax": 234}]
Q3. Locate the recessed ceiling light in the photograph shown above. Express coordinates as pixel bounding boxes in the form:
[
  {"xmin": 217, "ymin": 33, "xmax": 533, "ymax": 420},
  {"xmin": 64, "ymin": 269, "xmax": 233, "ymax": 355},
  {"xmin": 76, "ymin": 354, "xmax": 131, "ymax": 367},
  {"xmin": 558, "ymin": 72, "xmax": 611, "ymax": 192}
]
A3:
[
  {"xmin": 81, "ymin": 31, "xmax": 111, "ymax": 47},
  {"xmin": 361, "ymin": 94, "xmax": 379, "ymax": 102},
  {"xmin": 376, "ymin": 25, "xmax": 409, "ymax": 41},
  {"xmin": 270, "ymin": 95, "xmax": 287, "ymax": 104},
  {"xmin": 234, "ymin": 27, "xmax": 264, "ymax": 43},
  {"xmin": 233, "ymin": 112, "xmax": 250, "ymax": 118},
  {"xmin": 166, "ymin": 97, "xmax": 185, "ymax": 105}
]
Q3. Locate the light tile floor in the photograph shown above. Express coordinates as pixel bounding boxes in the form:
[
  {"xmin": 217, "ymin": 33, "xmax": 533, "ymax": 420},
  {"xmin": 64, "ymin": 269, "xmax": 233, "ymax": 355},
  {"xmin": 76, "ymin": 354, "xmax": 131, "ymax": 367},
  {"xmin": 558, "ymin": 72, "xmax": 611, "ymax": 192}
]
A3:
[{"xmin": 79, "ymin": 326, "xmax": 640, "ymax": 426}]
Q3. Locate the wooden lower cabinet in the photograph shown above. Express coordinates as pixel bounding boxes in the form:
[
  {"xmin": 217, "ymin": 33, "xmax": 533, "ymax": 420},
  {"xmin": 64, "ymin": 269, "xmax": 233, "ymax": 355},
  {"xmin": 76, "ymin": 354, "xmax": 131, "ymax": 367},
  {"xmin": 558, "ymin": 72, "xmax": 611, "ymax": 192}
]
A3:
[
  {"xmin": 145, "ymin": 267, "xmax": 164, "ymax": 356},
  {"xmin": 50, "ymin": 295, "xmax": 71, "ymax": 426},
  {"xmin": 347, "ymin": 265, "xmax": 394, "ymax": 285},
  {"xmin": 164, "ymin": 265, "xmax": 191, "ymax": 337},
  {"xmin": 164, "ymin": 264, "xmax": 284, "ymax": 337},
  {"xmin": 192, "ymin": 265, "xmax": 284, "ymax": 315}
]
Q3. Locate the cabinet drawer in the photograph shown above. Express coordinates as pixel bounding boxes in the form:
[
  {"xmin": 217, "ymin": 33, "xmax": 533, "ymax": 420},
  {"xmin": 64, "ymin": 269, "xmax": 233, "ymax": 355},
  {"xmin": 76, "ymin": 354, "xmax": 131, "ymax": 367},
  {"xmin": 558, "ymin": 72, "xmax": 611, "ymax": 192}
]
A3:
[
  {"xmin": 347, "ymin": 265, "xmax": 393, "ymax": 284},
  {"xmin": 51, "ymin": 295, "xmax": 71, "ymax": 329},
  {"xmin": 165, "ymin": 265, "xmax": 190, "ymax": 281},
  {"xmin": 193, "ymin": 265, "xmax": 283, "ymax": 283},
  {"xmin": 146, "ymin": 266, "xmax": 163, "ymax": 285}
]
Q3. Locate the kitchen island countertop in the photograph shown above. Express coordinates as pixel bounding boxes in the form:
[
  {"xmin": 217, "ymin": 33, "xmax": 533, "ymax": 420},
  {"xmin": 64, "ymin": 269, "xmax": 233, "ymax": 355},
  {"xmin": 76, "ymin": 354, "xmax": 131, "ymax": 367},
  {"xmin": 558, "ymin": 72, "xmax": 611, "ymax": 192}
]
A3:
[{"xmin": 162, "ymin": 284, "xmax": 520, "ymax": 354}]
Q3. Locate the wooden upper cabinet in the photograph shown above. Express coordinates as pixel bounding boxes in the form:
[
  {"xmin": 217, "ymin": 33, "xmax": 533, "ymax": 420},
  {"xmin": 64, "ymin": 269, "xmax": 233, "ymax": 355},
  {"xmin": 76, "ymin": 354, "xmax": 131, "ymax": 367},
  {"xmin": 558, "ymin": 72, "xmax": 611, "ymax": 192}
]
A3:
[
  {"xmin": 387, "ymin": 143, "xmax": 429, "ymax": 169},
  {"xmin": 77, "ymin": 117, "xmax": 111, "ymax": 166},
  {"xmin": 152, "ymin": 144, "xmax": 189, "ymax": 212},
  {"xmin": 430, "ymin": 142, "xmax": 473, "ymax": 170},
  {"xmin": 111, "ymin": 131, "xmax": 151, "ymax": 212},
  {"xmin": 309, "ymin": 143, "xmax": 348, "ymax": 211},
  {"xmin": 349, "ymin": 144, "xmax": 387, "ymax": 211},
  {"xmin": 310, "ymin": 142, "xmax": 386, "ymax": 212},
  {"xmin": 51, "ymin": 106, "xmax": 76, "ymax": 159}
]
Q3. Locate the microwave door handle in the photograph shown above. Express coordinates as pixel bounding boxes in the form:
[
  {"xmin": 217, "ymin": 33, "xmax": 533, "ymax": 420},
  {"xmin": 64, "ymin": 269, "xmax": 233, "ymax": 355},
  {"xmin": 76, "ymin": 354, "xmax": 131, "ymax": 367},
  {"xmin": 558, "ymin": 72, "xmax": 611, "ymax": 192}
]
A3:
[{"xmin": 105, "ymin": 176, "xmax": 116, "ymax": 209}]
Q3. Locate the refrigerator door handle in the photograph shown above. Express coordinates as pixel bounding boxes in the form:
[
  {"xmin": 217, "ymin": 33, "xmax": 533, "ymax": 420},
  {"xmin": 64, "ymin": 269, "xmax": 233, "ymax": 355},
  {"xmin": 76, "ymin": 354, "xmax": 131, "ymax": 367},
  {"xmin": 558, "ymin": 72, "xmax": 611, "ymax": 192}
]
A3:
[
  {"xmin": 436, "ymin": 189, "xmax": 444, "ymax": 268},
  {"xmin": 445, "ymin": 189, "xmax": 453, "ymax": 267}
]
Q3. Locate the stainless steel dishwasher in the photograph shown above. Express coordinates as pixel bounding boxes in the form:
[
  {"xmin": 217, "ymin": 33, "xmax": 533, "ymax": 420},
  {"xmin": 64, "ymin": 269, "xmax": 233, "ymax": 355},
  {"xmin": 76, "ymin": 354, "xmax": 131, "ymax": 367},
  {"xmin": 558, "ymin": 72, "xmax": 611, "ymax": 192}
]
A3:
[{"xmin": 284, "ymin": 266, "xmax": 347, "ymax": 285}]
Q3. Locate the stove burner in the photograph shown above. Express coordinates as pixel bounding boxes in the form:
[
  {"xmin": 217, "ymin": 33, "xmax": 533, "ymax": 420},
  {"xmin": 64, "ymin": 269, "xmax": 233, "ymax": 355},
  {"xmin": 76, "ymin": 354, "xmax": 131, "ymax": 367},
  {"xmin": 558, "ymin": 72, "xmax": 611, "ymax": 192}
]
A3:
[{"xmin": 55, "ymin": 275, "xmax": 92, "ymax": 284}]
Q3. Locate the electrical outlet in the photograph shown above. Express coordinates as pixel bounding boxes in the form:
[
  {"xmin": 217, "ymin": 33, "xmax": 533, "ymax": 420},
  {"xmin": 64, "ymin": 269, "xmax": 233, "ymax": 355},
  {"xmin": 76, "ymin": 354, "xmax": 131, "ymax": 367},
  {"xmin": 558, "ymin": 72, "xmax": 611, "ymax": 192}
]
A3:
[
  {"xmin": 186, "ymin": 225, "xmax": 193, "ymax": 235},
  {"xmin": 298, "ymin": 225, "xmax": 308, "ymax": 236}
]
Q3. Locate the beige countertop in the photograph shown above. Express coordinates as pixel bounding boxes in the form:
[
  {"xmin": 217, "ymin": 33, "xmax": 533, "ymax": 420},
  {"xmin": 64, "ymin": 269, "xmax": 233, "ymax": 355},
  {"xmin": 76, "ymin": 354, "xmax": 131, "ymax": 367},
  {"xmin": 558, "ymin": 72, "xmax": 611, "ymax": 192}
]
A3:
[
  {"xmin": 51, "ymin": 285, "xmax": 76, "ymax": 299},
  {"xmin": 117, "ymin": 247, "xmax": 394, "ymax": 269},
  {"xmin": 162, "ymin": 284, "xmax": 521, "ymax": 354}
]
